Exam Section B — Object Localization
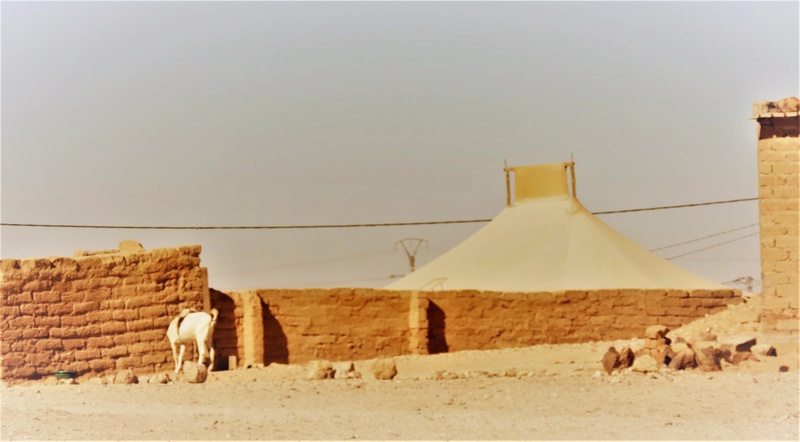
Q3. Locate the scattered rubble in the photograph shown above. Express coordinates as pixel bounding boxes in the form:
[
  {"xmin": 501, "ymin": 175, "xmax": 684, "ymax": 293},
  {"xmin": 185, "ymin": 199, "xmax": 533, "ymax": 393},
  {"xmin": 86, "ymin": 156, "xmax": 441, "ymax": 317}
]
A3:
[
  {"xmin": 371, "ymin": 358, "xmax": 398, "ymax": 380},
  {"xmin": 334, "ymin": 362, "xmax": 362, "ymax": 380},
  {"xmin": 600, "ymin": 324, "xmax": 779, "ymax": 375},
  {"xmin": 114, "ymin": 370, "xmax": 139, "ymax": 385},
  {"xmin": 178, "ymin": 362, "xmax": 208, "ymax": 384},
  {"xmin": 148, "ymin": 373, "xmax": 171, "ymax": 384},
  {"xmin": 306, "ymin": 360, "xmax": 335, "ymax": 380}
]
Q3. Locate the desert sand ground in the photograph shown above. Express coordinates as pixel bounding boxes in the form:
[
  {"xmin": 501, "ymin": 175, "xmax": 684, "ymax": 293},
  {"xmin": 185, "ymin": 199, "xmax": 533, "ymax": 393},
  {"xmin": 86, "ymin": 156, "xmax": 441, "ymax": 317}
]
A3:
[{"xmin": 2, "ymin": 300, "xmax": 799, "ymax": 441}]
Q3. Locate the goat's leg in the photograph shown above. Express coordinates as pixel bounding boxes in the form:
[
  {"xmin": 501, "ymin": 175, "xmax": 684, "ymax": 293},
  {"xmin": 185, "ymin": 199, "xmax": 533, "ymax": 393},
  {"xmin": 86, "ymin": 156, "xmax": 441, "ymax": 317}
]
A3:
[
  {"xmin": 171, "ymin": 342, "xmax": 180, "ymax": 374},
  {"xmin": 208, "ymin": 343, "xmax": 216, "ymax": 372},
  {"xmin": 196, "ymin": 336, "xmax": 207, "ymax": 367},
  {"xmin": 176, "ymin": 344, "xmax": 186, "ymax": 374}
]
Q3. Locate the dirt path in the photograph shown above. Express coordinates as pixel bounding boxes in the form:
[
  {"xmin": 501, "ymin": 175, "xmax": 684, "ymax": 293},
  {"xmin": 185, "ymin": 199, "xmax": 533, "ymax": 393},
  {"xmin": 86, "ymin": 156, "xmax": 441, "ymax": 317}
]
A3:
[{"xmin": 2, "ymin": 337, "xmax": 798, "ymax": 440}]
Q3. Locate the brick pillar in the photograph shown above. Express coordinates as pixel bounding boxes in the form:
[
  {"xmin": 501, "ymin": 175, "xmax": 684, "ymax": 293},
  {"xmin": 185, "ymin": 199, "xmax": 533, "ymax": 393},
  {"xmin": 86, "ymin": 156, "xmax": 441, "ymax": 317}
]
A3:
[
  {"xmin": 240, "ymin": 290, "xmax": 265, "ymax": 367},
  {"xmin": 408, "ymin": 291, "xmax": 430, "ymax": 355},
  {"xmin": 753, "ymin": 97, "xmax": 800, "ymax": 333}
]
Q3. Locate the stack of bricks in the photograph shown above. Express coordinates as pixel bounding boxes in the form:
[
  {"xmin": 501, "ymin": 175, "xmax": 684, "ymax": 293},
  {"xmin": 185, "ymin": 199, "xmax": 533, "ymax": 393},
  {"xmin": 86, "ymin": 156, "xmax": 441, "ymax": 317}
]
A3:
[
  {"xmin": 753, "ymin": 97, "xmax": 800, "ymax": 333},
  {"xmin": 0, "ymin": 242, "xmax": 207, "ymax": 383}
]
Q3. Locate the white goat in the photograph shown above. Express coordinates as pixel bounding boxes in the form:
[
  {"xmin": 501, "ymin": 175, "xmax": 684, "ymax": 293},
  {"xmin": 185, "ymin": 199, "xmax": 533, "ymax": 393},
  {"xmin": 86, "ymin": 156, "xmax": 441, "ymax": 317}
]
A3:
[{"xmin": 166, "ymin": 307, "xmax": 218, "ymax": 374}]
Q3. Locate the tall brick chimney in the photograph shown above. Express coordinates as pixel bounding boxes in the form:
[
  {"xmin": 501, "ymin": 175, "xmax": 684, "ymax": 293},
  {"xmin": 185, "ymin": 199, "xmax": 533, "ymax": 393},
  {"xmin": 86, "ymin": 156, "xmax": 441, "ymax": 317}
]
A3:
[{"xmin": 752, "ymin": 97, "xmax": 800, "ymax": 333}]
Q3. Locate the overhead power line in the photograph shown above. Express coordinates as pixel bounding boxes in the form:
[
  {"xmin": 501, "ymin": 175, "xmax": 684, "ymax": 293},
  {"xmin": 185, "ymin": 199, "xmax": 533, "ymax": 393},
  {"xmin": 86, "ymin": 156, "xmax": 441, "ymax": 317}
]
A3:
[
  {"xmin": 591, "ymin": 197, "xmax": 757, "ymax": 215},
  {"xmin": 649, "ymin": 223, "xmax": 759, "ymax": 252},
  {"xmin": 664, "ymin": 232, "xmax": 760, "ymax": 260},
  {"xmin": 0, "ymin": 197, "xmax": 758, "ymax": 230}
]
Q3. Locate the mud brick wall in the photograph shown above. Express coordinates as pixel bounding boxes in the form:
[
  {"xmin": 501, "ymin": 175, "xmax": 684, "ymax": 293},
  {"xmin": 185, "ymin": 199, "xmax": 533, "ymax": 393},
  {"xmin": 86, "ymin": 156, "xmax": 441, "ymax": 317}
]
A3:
[
  {"xmin": 222, "ymin": 287, "xmax": 741, "ymax": 366},
  {"xmin": 753, "ymin": 97, "xmax": 800, "ymax": 333},
  {"xmin": 0, "ymin": 244, "xmax": 207, "ymax": 383},
  {"xmin": 223, "ymin": 288, "xmax": 412, "ymax": 366},
  {"xmin": 210, "ymin": 289, "xmax": 243, "ymax": 369},
  {"xmin": 256, "ymin": 288, "xmax": 412, "ymax": 364},
  {"xmin": 421, "ymin": 289, "xmax": 742, "ymax": 353}
]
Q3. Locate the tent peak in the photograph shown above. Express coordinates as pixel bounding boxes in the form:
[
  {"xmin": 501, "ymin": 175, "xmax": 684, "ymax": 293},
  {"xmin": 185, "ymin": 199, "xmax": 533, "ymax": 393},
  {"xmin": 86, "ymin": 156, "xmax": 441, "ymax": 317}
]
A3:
[{"xmin": 503, "ymin": 161, "xmax": 577, "ymax": 206}]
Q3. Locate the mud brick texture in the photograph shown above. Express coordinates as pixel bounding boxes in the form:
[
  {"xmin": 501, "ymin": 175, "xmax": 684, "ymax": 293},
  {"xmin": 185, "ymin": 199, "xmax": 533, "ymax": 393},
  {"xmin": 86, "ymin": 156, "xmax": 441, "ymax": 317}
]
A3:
[
  {"xmin": 754, "ymin": 100, "xmax": 799, "ymax": 333},
  {"xmin": 218, "ymin": 287, "xmax": 742, "ymax": 367},
  {"xmin": 1, "ymin": 245, "xmax": 207, "ymax": 382}
]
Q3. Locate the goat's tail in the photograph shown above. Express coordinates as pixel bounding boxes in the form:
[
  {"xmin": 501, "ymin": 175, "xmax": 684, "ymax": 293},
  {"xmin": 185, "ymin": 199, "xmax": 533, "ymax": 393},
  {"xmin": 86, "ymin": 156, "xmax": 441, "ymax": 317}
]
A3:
[{"xmin": 209, "ymin": 308, "xmax": 219, "ymax": 326}]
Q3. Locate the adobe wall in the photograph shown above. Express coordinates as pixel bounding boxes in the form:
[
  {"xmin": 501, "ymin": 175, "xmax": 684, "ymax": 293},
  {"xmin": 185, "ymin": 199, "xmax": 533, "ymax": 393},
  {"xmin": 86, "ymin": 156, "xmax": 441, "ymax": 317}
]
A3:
[
  {"xmin": 0, "ymin": 242, "xmax": 207, "ymax": 383},
  {"xmin": 423, "ymin": 289, "xmax": 741, "ymax": 353},
  {"xmin": 210, "ymin": 289, "xmax": 244, "ymax": 369},
  {"xmin": 230, "ymin": 288, "xmax": 412, "ymax": 366},
  {"xmin": 753, "ymin": 97, "xmax": 800, "ymax": 333},
  {"xmin": 227, "ymin": 287, "xmax": 742, "ymax": 366}
]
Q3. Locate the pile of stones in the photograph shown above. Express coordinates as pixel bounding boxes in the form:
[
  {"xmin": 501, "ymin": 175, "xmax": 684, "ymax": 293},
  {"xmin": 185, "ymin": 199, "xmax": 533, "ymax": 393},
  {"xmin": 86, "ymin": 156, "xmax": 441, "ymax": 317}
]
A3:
[{"xmin": 601, "ymin": 325, "xmax": 777, "ymax": 374}]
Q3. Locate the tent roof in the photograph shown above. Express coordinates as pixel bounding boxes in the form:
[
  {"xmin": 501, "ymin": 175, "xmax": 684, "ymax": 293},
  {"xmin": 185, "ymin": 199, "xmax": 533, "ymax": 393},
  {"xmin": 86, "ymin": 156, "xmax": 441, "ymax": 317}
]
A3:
[{"xmin": 386, "ymin": 162, "xmax": 727, "ymax": 292}]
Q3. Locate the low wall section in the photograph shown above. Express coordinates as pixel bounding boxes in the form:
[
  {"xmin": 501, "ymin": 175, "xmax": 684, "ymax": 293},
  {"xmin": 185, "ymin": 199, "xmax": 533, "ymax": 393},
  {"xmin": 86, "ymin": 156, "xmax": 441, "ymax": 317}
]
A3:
[
  {"xmin": 1, "ymin": 244, "xmax": 207, "ymax": 382},
  {"xmin": 227, "ymin": 287, "xmax": 742, "ymax": 367}
]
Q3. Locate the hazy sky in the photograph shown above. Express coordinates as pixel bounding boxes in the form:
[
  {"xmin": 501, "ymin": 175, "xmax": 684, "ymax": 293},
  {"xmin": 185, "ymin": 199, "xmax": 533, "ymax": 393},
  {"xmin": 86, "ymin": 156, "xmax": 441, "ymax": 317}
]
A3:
[{"xmin": 2, "ymin": 1, "xmax": 798, "ymax": 291}]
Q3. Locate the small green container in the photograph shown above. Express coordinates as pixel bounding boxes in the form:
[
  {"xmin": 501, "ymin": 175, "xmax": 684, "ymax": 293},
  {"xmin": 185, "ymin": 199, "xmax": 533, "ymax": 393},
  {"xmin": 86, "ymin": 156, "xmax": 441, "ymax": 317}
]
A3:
[{"xmin": 54, "ymin": 370, "xmax": 77, "ymax": 380}]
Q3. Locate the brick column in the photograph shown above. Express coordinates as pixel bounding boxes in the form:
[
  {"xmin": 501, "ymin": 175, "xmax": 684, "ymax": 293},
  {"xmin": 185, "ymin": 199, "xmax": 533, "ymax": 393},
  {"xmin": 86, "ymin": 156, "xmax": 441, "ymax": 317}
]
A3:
[
  {"xmin": 753, "ymin": 97, "xmax": 800, "ymax": 333},
  {"xmin": 407, "ymin": 291, "xmax": 429, "ymax": 355},
  {"xmin": 240, "ymin": 290, "xmax": 265, "ymax": 367}
]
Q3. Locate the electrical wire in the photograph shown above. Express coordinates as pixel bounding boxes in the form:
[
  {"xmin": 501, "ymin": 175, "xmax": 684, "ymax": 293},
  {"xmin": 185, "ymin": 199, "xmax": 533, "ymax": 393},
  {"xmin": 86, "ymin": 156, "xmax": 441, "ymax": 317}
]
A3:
[
  {"xmin": 0, "ymin": 197, "xmax": 758, "ymax": 230},
  {"xmin": 649, "ymin": 223, "xmax": 759, "ymax": 252},
  {"xmin": 664, "ymin": 232, "xmax": 760, "ymax": 260}
]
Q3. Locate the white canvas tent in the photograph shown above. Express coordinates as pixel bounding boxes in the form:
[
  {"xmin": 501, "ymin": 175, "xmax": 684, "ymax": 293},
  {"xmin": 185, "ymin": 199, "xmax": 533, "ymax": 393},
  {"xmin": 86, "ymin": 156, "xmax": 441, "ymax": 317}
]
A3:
[{"xmin": 386, "ymin": 162, "xmax": 728, "ymax": 292}]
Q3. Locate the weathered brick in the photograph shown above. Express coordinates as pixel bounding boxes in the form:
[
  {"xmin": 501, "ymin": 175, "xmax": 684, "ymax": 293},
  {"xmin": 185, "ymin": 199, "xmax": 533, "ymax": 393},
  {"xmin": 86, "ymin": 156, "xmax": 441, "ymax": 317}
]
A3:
[
  {"xmin": 128, "ymin": 318, "xmax": 154, "ymax": 332},
  {"xmin": 154, "ymin": 316, "xmax": 173, "ymax": 328},
  {"xmin": 763, "ymin": 296, "xmax": 791, "ymax": 311},
  {"xmin": 111, "ymin": 309, "xmax": 138, "ymax": 321},
  {"xmin": 34, "ymin": 339, "xmax": 63, "ymax": 351},
  {"xmin": 139, "ymin": 304, "xmax": 166, "ymax": 318},
  {"xmin": 139, "ymin": 329, "xmax": 166, "ymax": 342},
  {"xmin": 113, "ymin": 333, "xmax": 139, "ymax": 345},
  {"xmin": 46, "ymin": 303, "xmax": 72, "ymax": 316},
  {"xmin": 62, "ymin": 339, "xmax": 86, "ymax": 350},
  {"xmin": 23, "ymin": 280, "xmax": 52, "ymax": 293},
  {"xmin": 100, "ymin": 322, "xmax": 127, "ymax": 335},
  {"xmin": 49, "ymin": 327, "xmax": 78, "ymax": 339},
  {"xmin": 61, "ymin": 315, "xmax": 88, "ymax": 327},
  {"xmin": 60, "ymin": 361, "xmax": 90, "ymax": 373},
  {"xmin": 109, "ymin": 284, "xmax": 137, "ymax": 298},
  {"xmin": 85, "ymin": 310, "xmax": 113, "ymax": 323},
  {"xmin": 74, "ymin": 349, "xmax": 102, "ymax": 361},
  {"xmin": 125, "ymin": 295, "xmax": 154, "ymax": 309},
  {"xmin": 142, "ymin": 353, "xmax": 167, "ymax": 365},
  {"xmin": 87, "ymin": 336, "xmax": 115, "ymax": 348},
  {"xmin": 60, "ymin": 292, "xmax": 86, "ymax": 303},
  {"xmin": 27, "ymin": 352, "xmax": 55, "ymax": 366},
  {"xmin": 1, "ymin": 305, "xmax": 21, "ymax": 318},
  {"xmin": 115, "ymin": 355, "xmax": 142, "ymax": 370},
  {"xmin": 34, "ymin": 316, "xmax": 61, "ymax": 327},
  {"xmin": 101, "ymin": 346, "xmax": 129, "ymax": 358},
  {"xmin": 129, "ymin": 342, "xmax": 155, "ymax": 354},
  {"xmin": 106, "ymin": 299, "xmax": 126, "ymax": 309},
  {"xmin": 22, "ymin": 327, "xmax": 49, "ymax": 339},
  {"xmin": 1, "ymin": 355, "xmax": 25, "ymax": 370},
  {"xmin": 0, "ymin": 283, "xmax": 22, "ymax": 300},
  {"xmin": 74, "ymin": 301, "xmax": 100, "ymax": 314},
  {"xmin": 32, "ymin": 291, "xmax": 60, "ymax": 303},
  {"xmin": 89, "ymin": 359, "xmax": 116, "ymax": 372},
  {"xmin": 3, "ymin": 292, "xmax": 33, "ymax": 305},
  {"xmin": 2, "ymin": 329, "xmax": 22, "ymax": 341}
]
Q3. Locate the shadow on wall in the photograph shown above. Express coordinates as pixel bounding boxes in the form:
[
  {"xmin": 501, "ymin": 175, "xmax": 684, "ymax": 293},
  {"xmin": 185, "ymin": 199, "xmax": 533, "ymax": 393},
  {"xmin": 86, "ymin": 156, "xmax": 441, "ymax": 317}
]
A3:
[
  {"xmin": 428, "ymin": 301, "xmax": 448, "ymax": 354},
  {"xmin": 263, "ymin": 301, "xmax": 289, "ymax": 365},
  {"xmin": 211, "ymin": 291, "xmax": 238, "ymax": 370}
]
